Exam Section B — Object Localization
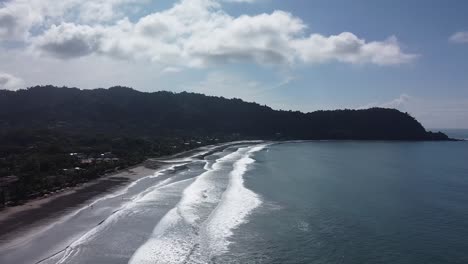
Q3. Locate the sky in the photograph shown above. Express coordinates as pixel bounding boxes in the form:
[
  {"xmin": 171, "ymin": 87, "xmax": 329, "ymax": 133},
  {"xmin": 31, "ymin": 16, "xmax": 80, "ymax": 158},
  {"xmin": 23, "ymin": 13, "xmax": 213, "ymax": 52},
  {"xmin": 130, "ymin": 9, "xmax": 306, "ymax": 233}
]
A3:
[{"xmin": 0, "ymin": 0, "xmax": 467, "ymax": 129}]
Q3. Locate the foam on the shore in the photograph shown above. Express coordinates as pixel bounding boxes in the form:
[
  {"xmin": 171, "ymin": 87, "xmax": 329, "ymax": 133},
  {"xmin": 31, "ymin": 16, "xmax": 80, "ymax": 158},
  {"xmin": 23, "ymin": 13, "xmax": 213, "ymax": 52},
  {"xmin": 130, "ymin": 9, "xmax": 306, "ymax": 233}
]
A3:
[
  {"xmin": 204, "ymin": 144, "xmax": 266, "ymax": 256},
  {"xmin": 1, "ymin": 142, "xmax": 266, "ymax": 264},
  {"xmin": 178, "ymin": 150, "xmax": 240, "ymax": 224},
  {"xmin": 128, "ymin": 149, "xmax": 242, "ymax": 263},
  {"xmin": 0, "ymin": 166, "xmax": 172, "ymax": 255},
  {"xmin": 45, "ymin": 148, "xmax": 232, "ymax": 263},
  {"xmin": 129, "ymin": 144, "xmax": 267, "ymax": 263},
  {"xmin": 30, "ymin": 162, "xmax": 197, "ymax": 263}
]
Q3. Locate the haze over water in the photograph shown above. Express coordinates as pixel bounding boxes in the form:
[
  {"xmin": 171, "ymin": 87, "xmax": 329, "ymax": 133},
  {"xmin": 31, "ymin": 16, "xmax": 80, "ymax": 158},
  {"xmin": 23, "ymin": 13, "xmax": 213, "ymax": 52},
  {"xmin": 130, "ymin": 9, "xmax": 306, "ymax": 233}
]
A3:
[{"xmin": 1, "ymin": 141, "xmax": 467, "ymax": 264}]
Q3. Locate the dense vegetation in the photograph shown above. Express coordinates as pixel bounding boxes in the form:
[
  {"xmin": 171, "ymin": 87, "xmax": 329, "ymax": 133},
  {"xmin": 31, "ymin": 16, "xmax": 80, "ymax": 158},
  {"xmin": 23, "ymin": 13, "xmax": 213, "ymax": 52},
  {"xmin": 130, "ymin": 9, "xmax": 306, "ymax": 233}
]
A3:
[{"xmin": 0, "ymin": 86, "xmax": 449, "ymax": 206}]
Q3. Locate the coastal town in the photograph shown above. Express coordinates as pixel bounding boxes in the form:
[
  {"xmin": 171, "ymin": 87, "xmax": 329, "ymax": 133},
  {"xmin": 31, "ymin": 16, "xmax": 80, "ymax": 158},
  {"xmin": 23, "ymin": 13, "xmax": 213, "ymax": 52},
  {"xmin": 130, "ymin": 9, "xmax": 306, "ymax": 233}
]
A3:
[{"xmin": 0, "ymin": 137, "xmax": 223, "ymax": 207}]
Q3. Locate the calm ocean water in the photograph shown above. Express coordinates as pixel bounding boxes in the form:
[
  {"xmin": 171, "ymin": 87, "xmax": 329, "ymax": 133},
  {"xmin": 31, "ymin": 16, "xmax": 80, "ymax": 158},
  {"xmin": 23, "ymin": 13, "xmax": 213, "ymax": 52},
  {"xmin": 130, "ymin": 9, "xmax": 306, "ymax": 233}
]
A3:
[
  {"xmin": 224, "ymin": 141, "xmax": 468, "ymax": 264},
  {"xmin": 2, "ymin": 141, "xmax": 467, "ymax": 264}
]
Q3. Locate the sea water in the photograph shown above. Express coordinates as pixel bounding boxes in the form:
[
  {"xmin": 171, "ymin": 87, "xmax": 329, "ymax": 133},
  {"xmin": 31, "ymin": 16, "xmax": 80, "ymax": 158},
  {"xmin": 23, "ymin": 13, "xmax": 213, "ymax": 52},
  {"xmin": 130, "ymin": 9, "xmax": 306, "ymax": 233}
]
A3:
[
  {"xmin": 2, "ymin": 141, "xmax": 467, "ymax": 264},
  {"xmin": 222, "ymin": 141, "xmax": 468, "ymax": 264}
]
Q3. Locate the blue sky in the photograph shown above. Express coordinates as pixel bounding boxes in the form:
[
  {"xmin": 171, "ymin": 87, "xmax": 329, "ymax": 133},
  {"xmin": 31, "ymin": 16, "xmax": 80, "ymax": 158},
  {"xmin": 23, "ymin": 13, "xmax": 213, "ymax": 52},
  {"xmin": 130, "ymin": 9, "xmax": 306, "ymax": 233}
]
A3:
[{"xmin": 0, "ymin": 0, "xmax": 467, "ymax": 128}]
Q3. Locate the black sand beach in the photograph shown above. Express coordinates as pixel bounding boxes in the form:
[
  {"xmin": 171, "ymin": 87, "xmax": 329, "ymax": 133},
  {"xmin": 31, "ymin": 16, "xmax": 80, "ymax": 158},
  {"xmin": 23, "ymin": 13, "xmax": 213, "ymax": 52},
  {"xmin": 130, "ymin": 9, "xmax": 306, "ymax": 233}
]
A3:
[
  {"xmin": 0, "ymin": 141, "xmax": 259, "ymax": 244},
  {"xmin": 0, "ymin": 166, "xmax": 154, "ymax": 243}
]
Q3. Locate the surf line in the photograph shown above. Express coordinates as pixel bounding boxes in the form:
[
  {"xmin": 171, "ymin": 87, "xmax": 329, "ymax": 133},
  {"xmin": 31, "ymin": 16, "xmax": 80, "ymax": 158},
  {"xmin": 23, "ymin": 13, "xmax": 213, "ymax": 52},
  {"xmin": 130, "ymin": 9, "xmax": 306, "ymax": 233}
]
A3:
[
  {"xmin": 203, "ymin": 144, "xmax": 268, "ymax": 257},
  {"xmin": 128, "ymin": 148, "xmax": 248, "ymax": 264},
  {"xmin": 129, "ymin": 143, "xmax": 269, "ymax": 263},
  {"xmin": 33, "ymin": 164, "xmax": 184, "ymax": 264}
]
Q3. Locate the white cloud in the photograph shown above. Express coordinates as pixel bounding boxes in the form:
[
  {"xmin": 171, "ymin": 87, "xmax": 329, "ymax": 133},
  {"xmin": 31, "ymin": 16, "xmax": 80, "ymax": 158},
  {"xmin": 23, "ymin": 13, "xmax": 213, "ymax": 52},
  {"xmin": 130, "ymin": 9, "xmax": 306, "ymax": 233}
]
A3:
[
  {"xmin": 0, "ymin": 71, "xmax": 24, "ymax": 90},
  {"xmin": 33, "ymin": 23, "xmax": 104, "ymax": 59},
  {"xmin": 183, "ymin": 10, "xmax": 305, "ymax": 66},
  {"xmin": 293, "ymin": 34, "xmax": 417, "ymax": 65},
  {"xmin": 0, "ymin": 0, "xmax": 417, "ymax": 67},
  {"xmin": 358, "ymin": 94, "xmax": 411, "ymax": 110},
  {"xmin": 0, "ymin": 2, "xmax": 39, "ymax": 40},
  {"xmin": 449, "ymin": 31, "xmax": 468, "ymax": 44},
  {"xmin": 0, "ymin": 0, "xmax": 147, "ymax": 41},
  {"xmin": 380, "ymin": 93, "xmax": 411, "ymax": 109}
]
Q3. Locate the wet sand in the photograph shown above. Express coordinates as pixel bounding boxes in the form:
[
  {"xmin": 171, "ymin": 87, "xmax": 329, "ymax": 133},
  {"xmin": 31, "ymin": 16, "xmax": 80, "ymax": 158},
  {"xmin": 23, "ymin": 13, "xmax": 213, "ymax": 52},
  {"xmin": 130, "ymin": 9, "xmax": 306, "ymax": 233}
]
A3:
[
  {"xmin": 0, "ymin": 141, "xmax": 259, "ymax": 242},
  {"xmin": 0, "ymin": 166, "xmax": 156, "ymax": 242}
]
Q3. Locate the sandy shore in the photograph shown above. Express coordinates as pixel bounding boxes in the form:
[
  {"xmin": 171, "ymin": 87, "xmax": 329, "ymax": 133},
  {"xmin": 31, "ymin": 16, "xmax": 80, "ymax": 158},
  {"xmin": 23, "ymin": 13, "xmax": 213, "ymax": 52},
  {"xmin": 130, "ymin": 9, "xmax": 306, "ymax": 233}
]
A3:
[
  {"xmin": 0, "ymin": 166, "xmax": 156, "ymax": 241},
  {"xmin": 0, "ymin": 140, "xmax": 260, "ymax": 241}
]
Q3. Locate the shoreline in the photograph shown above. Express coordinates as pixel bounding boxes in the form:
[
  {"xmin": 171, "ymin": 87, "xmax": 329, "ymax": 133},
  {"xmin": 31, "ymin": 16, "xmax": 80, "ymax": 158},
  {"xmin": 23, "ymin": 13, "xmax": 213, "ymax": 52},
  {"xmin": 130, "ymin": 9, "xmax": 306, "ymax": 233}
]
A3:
[
  {"xmin": 0, "ymin": 141, "xmax": 260, "ymax": 242},
  {"xmin": 0, "ymin": 165, "xmax": 156, "ymax": 242},
  {"xmin": 2, "ymin": 139, "xmax": 459, "ymax": 242}
]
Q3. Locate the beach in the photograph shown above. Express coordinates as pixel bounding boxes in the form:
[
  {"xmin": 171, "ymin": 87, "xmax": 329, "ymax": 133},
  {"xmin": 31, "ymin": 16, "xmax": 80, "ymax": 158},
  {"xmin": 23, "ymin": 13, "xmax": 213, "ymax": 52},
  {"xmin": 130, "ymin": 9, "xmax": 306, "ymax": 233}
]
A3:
[
  {"xmin": 0, "ymin": 165, "xmax": 155, "ymax": 242},
  {"xmin": 0, "ymin": 141, "xmax": 251, "ymax": 240},
  {"xmin": 2, "ymin": 141, "xmax": 468, "ymax": 264},
  {"xmin": 0, "ymin": 141, "xmax": 261, "ymax": 264}
]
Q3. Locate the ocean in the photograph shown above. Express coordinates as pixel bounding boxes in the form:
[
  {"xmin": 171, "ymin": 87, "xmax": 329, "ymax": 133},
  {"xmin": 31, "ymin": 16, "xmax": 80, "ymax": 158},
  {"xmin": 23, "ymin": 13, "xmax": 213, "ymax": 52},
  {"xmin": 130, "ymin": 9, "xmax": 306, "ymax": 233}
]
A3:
[
  {"xmin": 439, "ymin": 129, "xmax": 468, "ymax": 140},
  {"xmin": 225, "ymin": 141, "xmax": 468, "ymax": 264},
  {"xmin": 1, "ymin": 141, "xmax": 468, "ymax": 264}
]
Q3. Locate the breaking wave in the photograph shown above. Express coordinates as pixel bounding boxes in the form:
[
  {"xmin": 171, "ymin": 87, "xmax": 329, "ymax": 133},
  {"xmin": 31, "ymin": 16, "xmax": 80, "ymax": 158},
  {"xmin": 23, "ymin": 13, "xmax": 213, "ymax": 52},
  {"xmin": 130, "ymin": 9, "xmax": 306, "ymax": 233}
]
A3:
[{"xmin": 129, "ymin": 144, "xmax": 267, "ymax": 264}]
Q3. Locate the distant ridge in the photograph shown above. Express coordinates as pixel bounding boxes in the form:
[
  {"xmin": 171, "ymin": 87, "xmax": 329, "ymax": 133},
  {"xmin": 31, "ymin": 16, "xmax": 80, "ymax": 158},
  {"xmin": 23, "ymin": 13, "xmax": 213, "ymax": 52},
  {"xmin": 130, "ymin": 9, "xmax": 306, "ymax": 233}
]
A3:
[
  {"xmin": 0, "ymin": 86, "xmax": 451, "ymax": 205},
  {"xmin": 0, "ymin": 86, "xmax": 450, "ymax": 141}
]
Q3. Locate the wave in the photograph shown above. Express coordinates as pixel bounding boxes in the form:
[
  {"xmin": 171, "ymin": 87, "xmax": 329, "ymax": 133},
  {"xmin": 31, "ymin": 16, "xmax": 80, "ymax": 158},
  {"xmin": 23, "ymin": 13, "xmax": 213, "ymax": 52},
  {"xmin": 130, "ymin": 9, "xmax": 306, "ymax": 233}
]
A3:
[
  {"xmin": 4, "ymin": 143, "xmax": 263, "ymax": 264},
  {"xmin": 0, "ymin": 165, "xmax": 174, "ymax": 255},
  {"xmin": 203, "ymin": 144, "xmax": 266, "ymax": 256},
  {"xmin": 35, "ymin": 164, "xmax": 189, "ymax": 264},
  {"xmin": 36, "ymin": 145, "xmax": 238, "ymax": 263},
  {"xmin": 129, "ymin": 144, "xmax": 267, "ymax": 264},
  {"xmin": 178, "ymin": 149, "xmax": 241, "ymax": 224},
  {"xmin": 128, "ymin": 149, "xmax": 242, "ymax": 264}
]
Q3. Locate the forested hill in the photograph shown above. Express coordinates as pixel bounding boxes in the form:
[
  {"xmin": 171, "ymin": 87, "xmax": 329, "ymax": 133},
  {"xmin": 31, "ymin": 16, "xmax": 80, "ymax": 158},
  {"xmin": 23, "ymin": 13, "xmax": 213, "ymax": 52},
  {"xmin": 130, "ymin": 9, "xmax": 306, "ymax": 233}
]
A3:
[
  {"xmin": 0, "ymin": 86, "xmax": 449, "ymax": 204},
  {"xmin": 0, "ymin": 86, "xmax": 447, "ymax": 141}
]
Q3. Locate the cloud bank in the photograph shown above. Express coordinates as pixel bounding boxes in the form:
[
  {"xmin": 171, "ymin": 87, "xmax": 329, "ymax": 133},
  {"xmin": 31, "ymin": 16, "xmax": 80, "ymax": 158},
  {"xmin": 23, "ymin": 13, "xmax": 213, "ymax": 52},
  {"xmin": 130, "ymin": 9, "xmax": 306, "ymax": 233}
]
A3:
[{"xmin": 1, "ymin": 0, "xmax": 417, "ymax": 68}]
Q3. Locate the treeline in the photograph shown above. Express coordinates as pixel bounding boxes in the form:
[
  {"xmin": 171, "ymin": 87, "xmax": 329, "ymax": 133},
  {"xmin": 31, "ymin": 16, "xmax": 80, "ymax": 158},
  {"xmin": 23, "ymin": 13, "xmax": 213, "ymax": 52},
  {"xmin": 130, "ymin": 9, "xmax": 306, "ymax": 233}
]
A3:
[
  {"xmin": 0, "ymin": 129, "xmax": 227, "ymax": 206},
  {"xmin": 0, "ymin": 86, "xmax": 449, "ymax": 206}
]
